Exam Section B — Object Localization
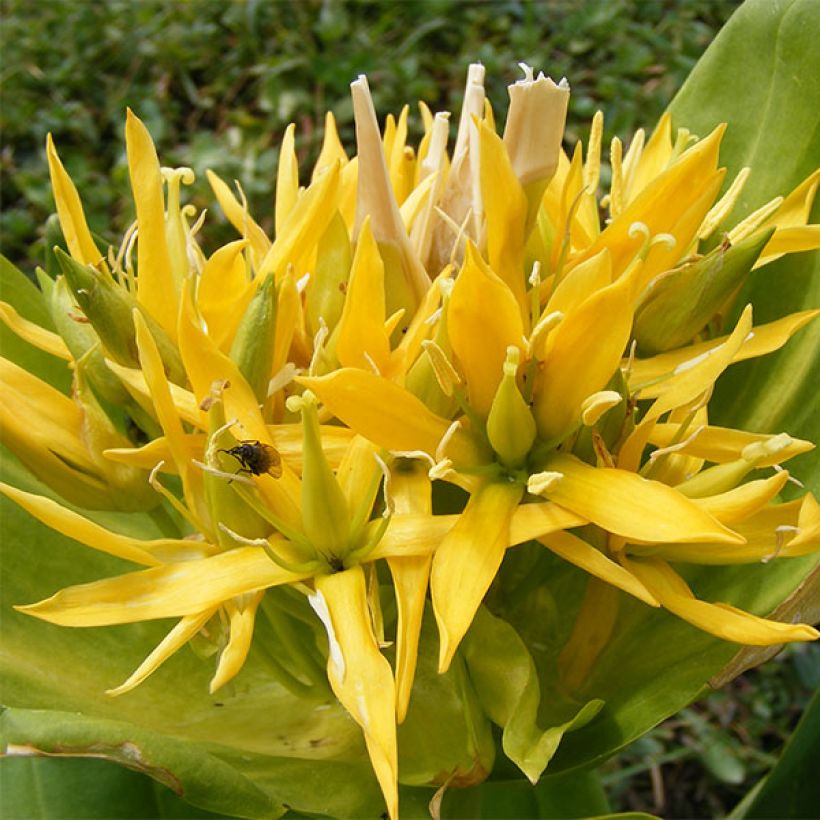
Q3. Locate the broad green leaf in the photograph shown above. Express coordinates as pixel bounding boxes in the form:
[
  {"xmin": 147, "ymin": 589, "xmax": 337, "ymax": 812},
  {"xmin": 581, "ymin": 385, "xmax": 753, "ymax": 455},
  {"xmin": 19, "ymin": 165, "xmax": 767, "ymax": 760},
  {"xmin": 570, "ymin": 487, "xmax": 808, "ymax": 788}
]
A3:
[
  {"xmin": 668, "ymin": 0, "xmax": 820, "ymax": 493},
  {"xmin": 0, "ymin": 254, "xmax": 71, "ymax": 392}
]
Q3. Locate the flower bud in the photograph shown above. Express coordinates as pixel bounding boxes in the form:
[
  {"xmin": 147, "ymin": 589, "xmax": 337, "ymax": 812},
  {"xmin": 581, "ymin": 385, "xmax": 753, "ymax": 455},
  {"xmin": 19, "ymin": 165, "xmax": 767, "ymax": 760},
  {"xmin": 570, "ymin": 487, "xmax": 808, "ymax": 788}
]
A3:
[
  {"xmin": 486, "ymin": 346, "xmax": 536, "ymax": 468},
  {"xmin": 230, "ymin": 274, "xmax": 277, "ymax": 403},
  {"xmin": 634, "ymin": 227, "xmax": 774, "ymax": 355},
  {"xmin": 55, "ymin": 247, "xmax": 186, "ymax": 385}
]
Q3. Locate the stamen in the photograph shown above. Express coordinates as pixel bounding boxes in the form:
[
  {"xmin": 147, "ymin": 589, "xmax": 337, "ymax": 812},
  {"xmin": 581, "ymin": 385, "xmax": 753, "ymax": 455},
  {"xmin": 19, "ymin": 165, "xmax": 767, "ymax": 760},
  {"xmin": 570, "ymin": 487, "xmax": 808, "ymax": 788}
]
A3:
[
  {"xmin": 296, "ymin": 272, "xmax": 311, "ymax": 293},
  {"xmin": 621, "ymin": 128, "xmax": 645, "ymax": 195},
  {"xmin": 192, "ymin": 459, "xmax": 255, "ymax": 487},
  {"xmin": 581, "ymin": 390, "xmax": 623, "ymax": 426},
  {"xmin": 218, "ymin": 523, "xmax": 269, "ymax": 547},
  {"xmin": 728, "ymin": 196, "xmax": 784, "ymax": 245},
  {"xmin": 527, "ymin": 470, "xmax": 563, "ymax": 496},
  {"xmin": 389, "ymin": 449, "xmax": 436, "ymax": 468},
  {"xmin": 372, "ymin": 452, "xmax": 395, "ymax": 517},
  {"xmin": 609, "ymin": 136, "xmax": 624, "ymax": 217},
  {"xmin": 773, "ymin": 463, "xmax": 804, "ymax": 488},
  {"xmin": 647, "ymin": 425, "xmax": 705, "ymax": 464},
  {"xmin": 268, "ymin": 362, "xmax": 298, "ymax": 396},
  {"xmin": 149, "ymin": 460, "xmax": 202, "ymax": 528},
  {"xmin": 698, "ymin": 167, "xmax": 751, "ymax": 240},
  {"xmin": 435, "ymin": 419, "xmax": 462, "ymax": 463},
  {"xmin": 309, "ymin": 316, "xmax": 329, "ymax": 377},
  {"xmin": 762, "ymin": 525, "xmax": 799, "ymax": 563},
  {"xmin": 428, "ymin": 458, "xmax": 455, "ymax": 481},
  {"xmin": 362, "ymin": 351, "xmax": 381, "ymax": 376},
  {"xmin": 583, "ymin": 110, "xmax": 604, "ymax": 193},
  {"xmin": 421, "ymin": 339, "xmax": 461, "ymax": 396}
]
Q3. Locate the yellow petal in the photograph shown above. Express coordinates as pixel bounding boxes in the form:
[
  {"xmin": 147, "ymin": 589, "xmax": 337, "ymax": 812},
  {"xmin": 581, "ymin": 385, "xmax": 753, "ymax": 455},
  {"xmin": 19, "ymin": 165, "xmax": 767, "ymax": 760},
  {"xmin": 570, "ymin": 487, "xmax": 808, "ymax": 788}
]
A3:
[
  {"xmin": 210, "ymin": 591, "xmax": 265, "ymax": 693},
  {"xmin": 19, "ymin": 547, "xmax": 306, "ymax": 626},
  {"xmin": 312, "ymin": 111, "xmax": 349, "ymax": 182},
  {"xmin": 387, "ymin": 466, "xmax": 433, "ymax": 722},
  {"xmin": 0, "ymin": 482, "xmax": 215, "ymax": 566},
  {"xmin": 336, "ymin": 219, "xmax": 391, "ymax": 374},
  {"xmin": 368, "ymin": 513, "xmax": 457, "ymax": 561},
  {"xmin": 125, "ymin": 109, "xmax": 177, "ymax": 338},
  {"xmin": 691, "ymin": 471, "xmax": 790, "ymax": 525},
  {"xmin": 0, "ymin": 302, "xmax": 71, "ymax": 360},
  {"xmin": 275, "ymin": 123, "xmax": 299, "ymax": 237},
  {"xmin": 627, "ymin": 112, "xmax": 673, "ymax": 200},
  {"xmin": 46, "ymin": 133, "xmax": 102, "ymax": 266},
  {"xmin": 542, "ymin": 453, "xmax": 744, "ymax": 544},
  {"xmin": 622, "ymin": 556, "xmax": 819, "ymax": 644},
  {"xmin": 648, "ymin": 424, "xmax": 814, "ymax": 466},
  {"xmin": 543, "ymin": 248, "xmax": 611, "ymax": 321},
  {"xmin": 300, "ymin": 369, "xmax": 481, "ymax": 466},
  {"xmin": 757, "ymin": 225, "xmax": 820, "ymax": 268},
  {"xmin": 431, "ymin": 481, "xmax": 523, "ymax": 672},
  {"xmin": 630, "ymin": 310, "xmax": 819, "ymax": 397},
  {"xmin": 106, "ymin": 608, "xmax": 218, "ymax": 696},
  {"xmin": 538, "ymin": 530, "xmax": 658, "ymax": 606},
  {"xmin": 448, "ymin": 242, "xmax": 524, "ymax": 416},
  {"xmin": 534, "ymin": 270, "xmax": 633, "ymax": 441},
  {"xmin": 790, "ymin": 493, "xmax": 820, "ymax": 550},
  {"xmin": 205, "ymin": 170, "xmax": 271, "ymax": 266},
  {"xmin": 313, "ymin": 567, "xmax": 398, "ymax": 820},
  {"xmin": 509, "ymin": 501, "xmax": 587, "ymax": 543}
]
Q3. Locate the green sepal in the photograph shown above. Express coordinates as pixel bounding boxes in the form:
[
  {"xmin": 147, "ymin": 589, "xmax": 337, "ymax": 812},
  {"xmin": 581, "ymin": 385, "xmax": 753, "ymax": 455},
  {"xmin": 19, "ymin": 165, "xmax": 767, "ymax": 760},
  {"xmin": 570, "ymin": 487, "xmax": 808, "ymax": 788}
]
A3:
[
  {"xmin": 55, "ymin": 248, "xmax": 186, "ymax": 385},
  {"xmin": 229, "ymin": 274, "xmax": 277, "ymax": 404},
  {"xmin": 634, "ymin": 227, "xmax": 775, "ymax": 355},
  {"xmin": 486, "ymin": 347, "xmax": 536, "ymax": 468}
]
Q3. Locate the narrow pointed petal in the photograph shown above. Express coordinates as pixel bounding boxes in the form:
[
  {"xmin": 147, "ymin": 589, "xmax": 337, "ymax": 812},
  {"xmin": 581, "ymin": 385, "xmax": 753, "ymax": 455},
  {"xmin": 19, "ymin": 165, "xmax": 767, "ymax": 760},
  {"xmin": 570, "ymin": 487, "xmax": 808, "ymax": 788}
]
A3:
[
  {"xmin": 300, "ymin": 369, "xmax": 481, "ymax": 465},
  {"xmin": 542, "ymin": 454, "xmax": 744, "ymax": 544},
  {"xmin": 692, "ymin": 471, "xmax": 790, "ymax": 524},
  {"xmin": 387, "ymin": 466, "xmax": 433, "ymax": 722},
  {"xmin": 790, "ymin": 493, "xmax": 820, "ymax": 550},
  {"xmin": 18, "ymin": 546, "xmax": 307, "ymax": 626},
  {"xmin": 367, "ymin": 513, "xmax": 458, "ymax": 560},
  {"xmin": 534, "ymin": 271, "xmax": 633, "ymax": 441},
  {"xmin": 275, "ymin": 124, "xmax": 299, "ymax": 236},
  {"xmin": 448, "ymin": 243, "xmax": 525, "ymax": 416},
  {"xmin": 106, "ymin": 608, "xmax": 218, "ymax": 696},
  {"xmin": 622, "ymin": 556, "xmax": 819, "ymax": 644},
  {"xmin": 0, "ymin": 302, "xmax": 71, "ymax": 359},
  {"xmin": 757, "ymin": 225, "xmax": 820, "ymax": 268},
  {"xmin": 543, "ymin": 248, "xmax": 611, "ymax": 321},
  {"xmin": 630, "ymin": 310, "xmax": 819, "ymax": 398},
  {"xmin": 125, "ymin": 109, "xmax": 177, "ymax": 337},
  {"xmin": 648, "ymin": 424, "xmax": 813, "ymax": 466},
  {"xmin": 210, "ymin": 591, "xmax": 265, "ymax": 693},
  {"xmin": 313, "ymin": 567, "xmax": 398, "ymax": 820},
  {"xmin": 509, "ymin": 502, "xmax": 587, "ymax": 543},
  {"xmin": 538, "ymin": 530, "xmax": 658, "ymax": 606},
  {"xmin": 46, "ymin": 133, "xmax": 102, "ymax": 265},
  {"xmin": 336, "ymin": 435, "xmax": 381, "ymax": 515},
  {"xmin": 312, "ymin": 111, "xmax": 348, "ymax": 181},
  {"xmin": 431, "ymin": 481, "xmax": 523, "ymax": 672}
]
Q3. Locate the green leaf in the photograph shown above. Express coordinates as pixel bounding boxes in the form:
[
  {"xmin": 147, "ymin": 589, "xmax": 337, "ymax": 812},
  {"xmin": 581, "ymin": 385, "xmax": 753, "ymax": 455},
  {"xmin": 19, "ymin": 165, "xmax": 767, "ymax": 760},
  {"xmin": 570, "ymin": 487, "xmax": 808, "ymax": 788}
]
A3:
[
  {"xmin": 668, "ymin": 0, "xmax": 820, "ymax": 493},
  {"xmin": 0, "ymin": 254, "xmax": 71, "ymax": 392}
]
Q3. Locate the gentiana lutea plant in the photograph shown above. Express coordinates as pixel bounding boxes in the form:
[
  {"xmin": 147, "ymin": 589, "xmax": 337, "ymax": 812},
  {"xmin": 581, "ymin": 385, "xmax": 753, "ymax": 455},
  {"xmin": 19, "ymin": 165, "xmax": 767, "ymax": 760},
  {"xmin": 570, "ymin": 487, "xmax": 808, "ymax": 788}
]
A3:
[{"xmin": 1, "ymin": 17, "xmax": 819, "ymax": 820}]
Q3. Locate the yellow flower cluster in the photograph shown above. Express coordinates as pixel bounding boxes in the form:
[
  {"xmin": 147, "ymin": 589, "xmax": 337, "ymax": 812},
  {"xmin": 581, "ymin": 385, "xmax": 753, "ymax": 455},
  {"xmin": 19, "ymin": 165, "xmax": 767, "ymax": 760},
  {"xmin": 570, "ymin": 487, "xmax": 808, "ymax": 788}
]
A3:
[{"xmin": 2, "ymin": 64, "xmax": 819, "ymax": 818}]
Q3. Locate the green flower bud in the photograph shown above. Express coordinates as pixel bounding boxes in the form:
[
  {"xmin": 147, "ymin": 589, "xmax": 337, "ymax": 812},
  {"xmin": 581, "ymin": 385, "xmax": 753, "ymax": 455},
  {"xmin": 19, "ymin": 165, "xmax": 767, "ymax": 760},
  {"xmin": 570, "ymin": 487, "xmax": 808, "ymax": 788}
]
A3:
[
  {"xmin": 634, "ymin": 227, "xmax": 775, "ymax": 355},
  {"xmin": 288, "ymin": 390, "xmax": 350, "ymax": 562},
  {"xmin": 55, "ymin": 247, "xmax": 185, "ymax": 385},
  {"xmin": 486, "ymin": 346, "xmax": 536, "ymax": 468},
  {"xmin": 230, "ymin": 274, "xmax": 277, "ymax": 403}
]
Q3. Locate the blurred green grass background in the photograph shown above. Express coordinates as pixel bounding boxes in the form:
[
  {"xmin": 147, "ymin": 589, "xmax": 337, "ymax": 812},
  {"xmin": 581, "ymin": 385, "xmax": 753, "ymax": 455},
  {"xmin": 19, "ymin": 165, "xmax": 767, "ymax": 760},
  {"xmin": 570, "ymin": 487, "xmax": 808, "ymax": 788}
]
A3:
[{"xmin": 2, "ymin": 1, "xmax": 817, "ymax": 816}]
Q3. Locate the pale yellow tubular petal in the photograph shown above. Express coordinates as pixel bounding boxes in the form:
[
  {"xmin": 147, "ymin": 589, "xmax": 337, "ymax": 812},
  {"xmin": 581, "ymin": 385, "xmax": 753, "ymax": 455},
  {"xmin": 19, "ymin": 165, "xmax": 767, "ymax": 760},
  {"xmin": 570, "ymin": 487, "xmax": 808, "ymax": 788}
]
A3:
[
  {"xmin": 0, "ymin": 303, "xmax": 71, "ymax": 359},
  {"xmin": 622, "ymin": 556, "xmax": 819, "ymax": 644},
  {"xmin": 367, "ymin": 512, "xmax": 458, "ymax": 561},
  {"xmin": 559, "ymin": 579, "xmax": 620, "ymax": 693},
  {"xmin": 648, "ymin": 424, "xmax": 814, "ymax": 466},
  {"xmin": 509, "ymin": 502, "xmax": 587, "ymax": 544},
  {"xmin": 106, "ymin": 608, "xmax": 218, "ymax": 696},
  {"xmin": 125, "ymin": 109, "xmax": 177, "ymax": 337},
  {"xmin": 692, "ymin": 471, "xmax": 790, "ymax": 525},
  {"xmin": 258, "ymin": 161, "xmax": 340, "ymax": 281},
  {"xmin": 197, "ymin": 240, "xmax": 254, "ymax": 352},
  {"xmin": 210, "ymin": 591, "xmax": 265, "ymax": 693},
  {"xmin": 0, "ymin": 481, "xmax": 215, "ymax": 565},
  {"xmin": 45, "ymin": 133, "xmax": 103, "ymax": 265},
  {"xmin": 543, "ymin": 248, "xmax": 612, "ymax": 320},
  {"xmin": 336, "ymin": 219, "xmax": 391, "ymax": 374},
  {"xmin": 542, "ymin": 453, "xmax": 744, "ymax": 544},
  {"xmin": 756, "ymin": 225, "xmax": 820, "ymax": 268},
  {"xmin": 577, "ymin": 123, "xmax": 725, "ymax": 277},
  {"xmin": 104, "ymin": 359, "xmax": 202, "ymax": 427},
  {"xmin": 538, "ymin": 530, "xmax": 658, "ymax": 606},
  {"xmin": 410, "ymin": 111, "xmax": 450, "ymax": 264},
  {"xmin": 338, "ymin": 156, "xmax": 359, "ymax": 231},
  {"xmin": 448, "ymin": 243, "xmax": 524, "ymax": 417},
  {"xmin": 644, "ymin": 305, "xmax": 753, "ymax": 422},
  {"xmin": 431, "ymin": 481, "xmax": 523, "ymax": 672},
  {"xmin": 177, "ymin": 286, "xmax": 303, "ymax": 526},
  {"xmin": 631, "ymin": 310, "xmax": 819, "ymax": 397},
  {"xmin": 300, "ymin": 369, "xmax": 481, "ymax": 466},
  {"xmin": 205, "ymin": 170, "xmax": 271, "ymax": 264},
  {"xmin": 312, "ymin": 111, "xmax": 349, "ymax": 182},
  {"xmin": 387, "ymin": 466, "xmax": 433, "ymax": 722},
  {"xmin": 533, "ymin": 271, "xmax": 633, "ymax": 441},
  {"xmin": 275, "ymin": 123, "xmax": 299, "ymax": 237},
  {"xmin": 19, "ymin": 547, "xmax": 306, "ymax": 627},
  {"xmin": 626, "ymin": 112, "xmax": 673, "ymax": 200},
  {"xmin": 479, "ymin": 120, "xmax": 529, "ymax": 311},
  {"xmin": 313, "ymin": 567, "xmax": 398, "ymax": 820},
  {"xmin": 134, "ymin": 309, "xmax": 205, "ymax": 525},
  {"xmin": 697, "ymin": 166, "xmax": 751, "ymax": 240}
]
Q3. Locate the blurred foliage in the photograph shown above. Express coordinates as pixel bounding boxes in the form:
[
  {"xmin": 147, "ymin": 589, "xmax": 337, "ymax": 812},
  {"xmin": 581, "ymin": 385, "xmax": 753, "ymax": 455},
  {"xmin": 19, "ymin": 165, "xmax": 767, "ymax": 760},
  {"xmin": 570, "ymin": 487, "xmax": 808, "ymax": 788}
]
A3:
[{"xmin": 1, "ymin": 0, "xmax": 740, "ymax": 268}]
